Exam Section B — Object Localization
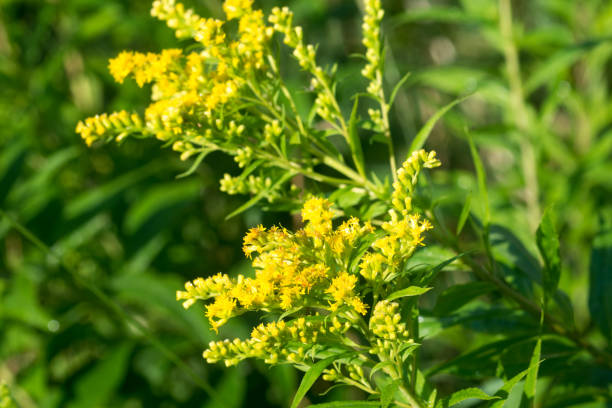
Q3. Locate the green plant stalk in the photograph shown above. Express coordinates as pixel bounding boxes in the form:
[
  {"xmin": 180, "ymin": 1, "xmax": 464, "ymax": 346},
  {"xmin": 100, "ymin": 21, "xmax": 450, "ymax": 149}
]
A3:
[
  {"xmin": 498, "ymin": 0, "xmax": 541, "ymax": 231},
  {"xmin": 428, "ymin": 210, "xmax": 612, "ymax": 368},
  {"xmin": 246, "ymin": 78, "xmax": 383, "ymax": 196},
  {"xmin": 381, "ymin": 365, "xmax": 424, "ymax": 408},
  {"xmin": 377, "ymin": 72, "xmax": 399, "ymax": 182},
  {"xmin": 311, "ymin": 67, "xmax": 369, "ymax": 180}
]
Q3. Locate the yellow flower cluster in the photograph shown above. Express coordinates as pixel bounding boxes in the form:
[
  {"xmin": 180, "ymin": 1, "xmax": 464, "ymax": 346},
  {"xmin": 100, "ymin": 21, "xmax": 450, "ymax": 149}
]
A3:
[
  {"xmin": 179, "ymin": 150, "xmax": 440, "ymax": 371},
  {"xmin": 359, "ymin": 151, "xmax": 439, "ymax": 283},
  {"xmin": 77, "ymin": 0, "xmax": 274, "ymax": 152},
  {"xmin": 203, "ymin": 316, "xmax": 351, "ymax": 367},
  {"xmin": 369, "ymin": 300, "xmax": 413, "ymax": 357},
  {"xmin": 177, "ymin": 197, "xmax": 373, "ymax": 331},
  {"xmin": 392, "ymin": 149, "xmax": 441, "ymax": 215},
  {"xmin": 75, "ymin": 110, "xmax": 144, "ymax": 146},
  {"xmin": 361, "ymin": 0, "xmax": 384, "ymax": 95}
]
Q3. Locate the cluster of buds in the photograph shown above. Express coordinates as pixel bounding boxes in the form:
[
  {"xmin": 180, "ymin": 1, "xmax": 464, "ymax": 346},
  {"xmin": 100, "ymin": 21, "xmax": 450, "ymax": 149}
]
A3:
[
  {"xmin": 219, "ymin": 173, "xmax": 272, "ymax": 196},
  {"xmin": 392, "ymin": 150, "xmax": 441, "ymax": 215},
  {"xmin": 269, "ymin": 7, "xmax": 342, "ymax": 128},
  {"xmin": 369, "ymin": 300, "xmax": 412, "ymax": 356},
  {"xmin": 203, "ymin": 316, "xmax": 351, "ymax": 367},
  {"xmin": 361, "ymin": 0, "xmax": 385, "ymax": 95},
  {"xmin": 75, "ymin": 111, "xmax": 144, "ymax": 146}
]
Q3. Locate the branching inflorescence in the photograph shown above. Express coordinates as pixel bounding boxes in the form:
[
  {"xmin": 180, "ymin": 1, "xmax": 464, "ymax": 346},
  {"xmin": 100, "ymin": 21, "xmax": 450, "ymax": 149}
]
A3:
[
  {"xmin": 77, "ymin": 0, "xmax": 443, "ymax": 405},
  {"xmin": 176, "ymin": 150, "xmax": 440, "ymax": 403}
]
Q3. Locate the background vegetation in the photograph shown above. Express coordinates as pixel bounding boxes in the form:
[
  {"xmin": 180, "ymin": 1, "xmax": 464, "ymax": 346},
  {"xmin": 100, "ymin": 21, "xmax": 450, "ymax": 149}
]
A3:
[{"xmin": 1, "ymin": 0, "xmax": 611, "ymax": 407}]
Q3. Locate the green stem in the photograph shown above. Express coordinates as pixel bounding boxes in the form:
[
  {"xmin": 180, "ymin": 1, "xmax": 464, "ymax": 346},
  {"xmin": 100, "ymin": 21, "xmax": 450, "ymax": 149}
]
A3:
[
  {"xmin": 429, "ymin": 210, "xmax": 612, "ymax": 367},
  {"xmin": 377, "ymin": 72, "xmax": 398, "ymax": 182},
  {"xmin": 246, "ymin": 79, "xmax": 383, "ymax": 196},
  {"xmin": 498, "ymin": 0, "xmax": 541, "ymax": 230}
]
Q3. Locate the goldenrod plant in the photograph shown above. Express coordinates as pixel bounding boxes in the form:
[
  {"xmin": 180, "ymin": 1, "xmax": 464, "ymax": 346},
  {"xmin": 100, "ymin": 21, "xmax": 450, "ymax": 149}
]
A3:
[
  {"xmin": 3, "ymin": 0, "xmax": 612, "ymax": 407},
  {"xmin": 71, "ymin": 0, "xmax": 612, "ymax": 406},
  {"xmin": 75, "ymin": 1, "xmax": 455, "ymax": 405}
]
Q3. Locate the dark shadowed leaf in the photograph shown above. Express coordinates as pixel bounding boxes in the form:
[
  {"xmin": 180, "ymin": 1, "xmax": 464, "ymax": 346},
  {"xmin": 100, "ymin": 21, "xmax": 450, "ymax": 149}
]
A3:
[
  {"xmin": 588, "ymin": 216, "xmax": 612, "ymax": 340},
  {"xmin": 536, "ymin": 207, "xmax": 561, "ymax": 297}
]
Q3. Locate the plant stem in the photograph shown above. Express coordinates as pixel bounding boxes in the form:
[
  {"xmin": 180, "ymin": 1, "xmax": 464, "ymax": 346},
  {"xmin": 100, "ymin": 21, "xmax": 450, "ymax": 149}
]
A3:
[
  {"xmin": 246, "ymin": 79, "xmax": 384, "ymax": 196},
  {"xmin": 498, "ymin": 0, "xmax": 541, "ymax": 230},
  {"xmin": 377, "ymin": 72, "xmax": 398, "ymax": 182},
  {"xmin": 429, "ymin": 211, "xmax": 612, "ymax": 367}
]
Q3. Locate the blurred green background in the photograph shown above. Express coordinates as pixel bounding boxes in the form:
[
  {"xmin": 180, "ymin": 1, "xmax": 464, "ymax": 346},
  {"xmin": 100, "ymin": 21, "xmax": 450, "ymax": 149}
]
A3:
[{"xmin": 1, "ymin": 0, "xmax": 611, "ymax": 407}]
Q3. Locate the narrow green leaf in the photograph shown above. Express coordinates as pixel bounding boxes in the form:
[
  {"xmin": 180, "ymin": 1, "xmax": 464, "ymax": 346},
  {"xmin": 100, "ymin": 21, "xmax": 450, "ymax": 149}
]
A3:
[
  {"xmin": 427, "ymin": 335, "xmax": 533, "ymax": 377},
  {"xmin": 65, "ymin": 162, "xmax": 161, "ymax": 219},
  {"xmin": 387, "ymin": 286, "xmax": 431, "ymax": 301},
  {"xmin": 588, "ymin": 215, "xmax": 612, "ymax": 339},
  {"xmin": 488, "ymin": 363, "xmax": 540, "ymax": 408},
  {"xmin": 124, "ymin": 179, "xmax": 201, "ymax": 233},
  {"xmin": 524, "ymin": 337, "xmax": 542, "ymax": 399},
  {"xmin": 409, "ymin": 97, "xmax": 467, "ymax": 154},
  {"xmin": 536, "ymin": 207, "xmax": 561, "ymax": 297},
  {"xmin": 391, "ymin": 7, "xmax": 488, "ymax": 27},
  {"xmin": 421, "ymin": 251, "xmax": 474, "ymax": 287},
  {"xmin": 381, "ymin": 380, "xmax": 400, "ymax": 408},
  {"xmin": 290, "ymin": 353, "xmax": 354, "ymax": 408},
  {"xmin": 67, "ymin": 344, "xmax": 133, "ymax": 408},
  {"xmin": 436, "ymin": 387, "xmax": 498, "ymax": 408},
  {"xmin": 347, "ymin": 96, "xmax": 366, "ymax": 177},
  {"xmin": 456, "ymin": 191, "xmax": 472, "ymax": 235},
  {"xmin": 225, "ymin": 171, "xmax": 295, "ymax": 220},
  {"xmin": 176, "ymin": 148, "xmax": 213, "ymax": 178},
  {"xmin": 433, "ymin": 281, "xmax": 496, "ymax": 316},
  {"xmin": 369, "ymin": 360, "xmax": 394, "ymax": 380},
  {"xmin": 202, "ymin": 369, "xmax": 246, "ymax": 408},
  {"xmin": 467, "ymin": 131, "xmax": 490, "ymax": 226},
  {"xmin": 524, "ymin": 44, "xmax": 598, "ymax": 95},
  {"xmin": 389, "ymin": 71, "xmax": 412, "ymax": 108}
]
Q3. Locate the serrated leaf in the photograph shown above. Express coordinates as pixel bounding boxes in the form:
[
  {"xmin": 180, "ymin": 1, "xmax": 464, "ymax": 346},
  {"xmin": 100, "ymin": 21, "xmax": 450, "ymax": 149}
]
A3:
[
  {"xmin": 436, "ymin": 387, "xmax": 498, "ymax": 408},
  {"xmin": 536, "ymin": 207, "xmax": 561, "ymax": 297},
  {"xmin": 290, "ymin": 352, "xmax": 355, "ymax": 408},
  {"xmin": 409, "ymin": 96, "xmax": 467, "ymax": 154},
  {"xmin": 387, "ymin": 286, "xmax": 431, "ymax": 301},
  {"xmin": 456, "ymin": 191, "xmax": 472, "ymax": 235}
]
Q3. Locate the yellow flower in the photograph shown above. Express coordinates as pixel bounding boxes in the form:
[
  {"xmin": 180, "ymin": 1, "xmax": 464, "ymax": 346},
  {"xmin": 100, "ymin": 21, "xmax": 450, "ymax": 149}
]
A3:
[
  {"xmin": 206, "ymin": 294, "xmax": 236, "ymax": 331},
  {"xmin": 223, "ymin": 0, "xmax": 253, "ymax": 20},
  {"xmin": 302, "ymin": 197, "xmax": 334, "ymax": 236},
  {"xmin": 326, "ymin": 272, "xmax": 366, "ymax": 314},
  {"xmin": 108, "ymin": 51, "xmax": 136, "ymax": 83}
]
